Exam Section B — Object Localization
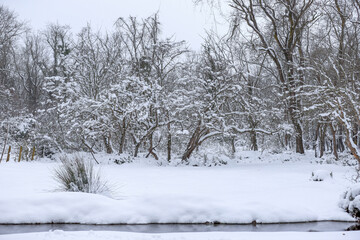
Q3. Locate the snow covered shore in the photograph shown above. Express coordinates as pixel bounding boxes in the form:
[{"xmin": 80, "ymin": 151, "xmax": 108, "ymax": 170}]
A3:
[
  {"xmin": 0, "ymin": 230, "xmax": 359, "ymax": 240},
  {"xmin": 0, "ymin": 152, "xmax": 357, "ymax": 224}
]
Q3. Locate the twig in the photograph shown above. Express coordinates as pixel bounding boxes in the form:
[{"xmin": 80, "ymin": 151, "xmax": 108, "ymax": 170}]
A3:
[{"xmin": 82, "ymin": 139, "xmax": 99, "ymax": 164}]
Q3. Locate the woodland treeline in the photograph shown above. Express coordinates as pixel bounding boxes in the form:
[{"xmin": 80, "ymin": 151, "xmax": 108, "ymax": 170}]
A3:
[{"xmin": 0, "ymin": 0, "xmax": 360, "ymax": 164}]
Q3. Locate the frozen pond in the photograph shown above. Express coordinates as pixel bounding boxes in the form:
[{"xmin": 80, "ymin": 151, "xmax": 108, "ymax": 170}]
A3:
[{"xmin": 0, "ymin": 221, "xmax": 359, "ymax": 235}]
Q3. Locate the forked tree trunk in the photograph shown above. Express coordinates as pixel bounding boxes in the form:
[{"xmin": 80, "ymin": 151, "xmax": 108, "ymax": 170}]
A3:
[
  {"xmin": 182, "ymin": 123, "xmax": 208, "ymax": 162},
  {"xmin": 181, "ymin": 122, "xmax": 221, "ymax": 163},
  {"xmin": 133, "ymin": 124, "xmax": 159, "ymax": 158},
  {"xmin": 250, "ymin": 130, "xmax": 258, "ymax": 151},
  {"xmin": 146, "ymin": 133, "xmax": 158, "ymax": 160}
]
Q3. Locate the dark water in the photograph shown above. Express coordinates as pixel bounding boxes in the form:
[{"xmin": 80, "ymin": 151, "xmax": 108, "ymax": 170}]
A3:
[{"xmin": 0, "ymin": 222, "xmax": 359, "ymax": 235}]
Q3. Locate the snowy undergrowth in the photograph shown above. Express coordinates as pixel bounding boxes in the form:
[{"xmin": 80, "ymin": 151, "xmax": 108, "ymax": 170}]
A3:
[
  {"xmin": 339, "ymin": 184, "xmax": 360, "ymax": 220},
  {"xmin": 51, "ymin": 149, "xmax": 357, "ymax": 168}
]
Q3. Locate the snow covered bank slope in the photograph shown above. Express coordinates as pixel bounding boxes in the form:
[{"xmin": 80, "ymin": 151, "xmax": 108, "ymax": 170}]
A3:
[
  {"xmin": 0, "ymin": 157, "xmax": 356, "ymax": 224},
  {"xmin": 0, "ymin": 231, "xmax": 359, "ymax": 240}
]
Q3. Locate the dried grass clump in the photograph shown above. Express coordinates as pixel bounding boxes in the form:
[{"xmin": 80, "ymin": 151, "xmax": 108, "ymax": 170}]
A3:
[{"xmin": 54, "ymin": 155, "xmax": 109, "ymax": 194}]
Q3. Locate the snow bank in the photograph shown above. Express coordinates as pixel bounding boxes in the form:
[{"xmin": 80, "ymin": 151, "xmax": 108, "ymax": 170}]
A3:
[
  {"xmin": 0, "ymin": 191, "xmax": 352, "ymax": 224},
  {"xmin": 0, "ymin": 160, "xmax": 356, "ymax": 224},
  {"xmin": 0, "ymin": 231, "xmax": 359, "ymax": 240}
]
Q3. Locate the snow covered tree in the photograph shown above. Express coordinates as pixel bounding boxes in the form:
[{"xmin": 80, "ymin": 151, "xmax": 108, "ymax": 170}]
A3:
[
  {"xmin": 0, "ymin": 5, "xmax": 24, "ymax": 118},
  {"xmin": 229, "ymin": 0, "xmax": 319, "ymax": 154},
  {"xmin": 113, "ymin": 14, "xmax": 187, "ymax": 159},
  {"xmin": 14, "ymin": 33, "xmax": 48, "ymax": 113},
  {"xmin": 42, "ymin": 23, "xmax": 71, "ymax": 77},
  {"xmin": 305, "ymin": 0, "xmax": 360, "ymax": 162}
]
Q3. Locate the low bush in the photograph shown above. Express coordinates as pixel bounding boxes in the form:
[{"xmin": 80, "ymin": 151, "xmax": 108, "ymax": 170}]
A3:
[
  {"xmin": 339, "ymin": 184, "xmax": 360, "ymax": 219},
  {"xmin": 310, "ymin": 170, "xmax": 333, "ymax": 181}
]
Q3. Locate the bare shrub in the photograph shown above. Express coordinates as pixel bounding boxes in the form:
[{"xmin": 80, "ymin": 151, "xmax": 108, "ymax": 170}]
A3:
[{"xmin": 54, "ymin": 155, "xmax": 109, "ymax": 194}]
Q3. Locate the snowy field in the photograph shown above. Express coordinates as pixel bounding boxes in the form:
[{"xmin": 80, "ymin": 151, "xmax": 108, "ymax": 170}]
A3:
[
  {"xmin": 0, "ymin": 151, "xmax": 357, "ymax": 225},
  {"xmin": 0, "ymin": 230, "xmax": 359, "ymax": 240}
]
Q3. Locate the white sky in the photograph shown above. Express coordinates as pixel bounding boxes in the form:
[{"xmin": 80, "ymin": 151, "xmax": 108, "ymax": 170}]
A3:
[{"xmin": 0, "ymin": 0, "xmax": 230, "ymax": 50}]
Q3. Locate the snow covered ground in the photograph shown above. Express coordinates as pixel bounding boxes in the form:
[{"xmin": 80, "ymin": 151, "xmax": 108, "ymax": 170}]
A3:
[
  {"xmin": 0, "ymin": 151, "xmax": 357, "ymax": 225},
  {"xmin": 0, "ymin": 230, "xmax": 359, "ymax": 240}
]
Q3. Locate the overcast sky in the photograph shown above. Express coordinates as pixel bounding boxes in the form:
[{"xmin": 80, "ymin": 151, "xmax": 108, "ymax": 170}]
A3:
[{"xmin": 0, "ymin": 0, "xmax": 230, "ymax": 50}]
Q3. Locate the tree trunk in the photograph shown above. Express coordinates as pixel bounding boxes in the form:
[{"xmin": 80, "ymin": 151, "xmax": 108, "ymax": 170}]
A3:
[
  {"xmin": 31, "ymin": 146, "xmax": 36, "ymax": 161},
  {"xmin": 167, "ymin": 122, "xmax": 171, "ymax": 162},
  {"xmin": 6, "ymin": 146, "xmax": 11, "ymax": 162},
  {"xmin": 337, "ymin": 111, "xmax": 360, "ymax": 164},
  {"xmin": 293, "ymin": 120, "xmax": 305, "ymax": 154},
  {"xmin": 182, "ymin": 145, "xmax": 197, "ymax": 162},
  {"xmin": 134, "ymin": 142, "xmax": 140, "ymax": 158},
  {"xmin": 284, "ymin": 43, "xmax": 304, "ymax": 154},
  {"xmin": 18, "ymin": 146, "xmax": 23, "ymax": 162},
  {"xmin": 119, "ymin": 129, "xmax": 126, "ymax": 154},
  {"xmin": 0, "ymin": 123, "xmax": 9, "ymax": 163},
  {"xmin": 329, "ymin": 123, "xmax": 339, "ymax": 160},
  {"xmin": 231, "ymin": 137, "xmax": 236, "ymax": 155},
  {"xmin": 285, "ymin": 133, "xmax": 291, "ymax": 150},
  {"xmin": 182, "ymin": 126, "xmax": 201, "ymax": 162},
  {"xmin": 319, "ymin": 124, "xmax": 327, "ymax": 158},
  {"xmin": 288, "ymin": 66, "xmax": 305, "ymax": 154},
  {"xmin": 338, "ymin": 125, "xmax": 345, "ymax": 152},
  {"xmin": 353, "ymin": 123, "xmax": 358, "ymax": 146},
  {"xmin": 118, "ymin": 118, "xmax": 128, "ymax": 154},
  {"xmin": 103, "ymin": 134, "xmax": 113, "ymax": 154},
  {"xmin": 250, "ymin": 130, "xmax": 258, "ymax": 151},
  {"xmin": 344, "ymin": 127, "xmax": 360, "ymax": 164},
  {"xmin": 314, "ymin": 123, "xmax": 320, "ymax": 158}
]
